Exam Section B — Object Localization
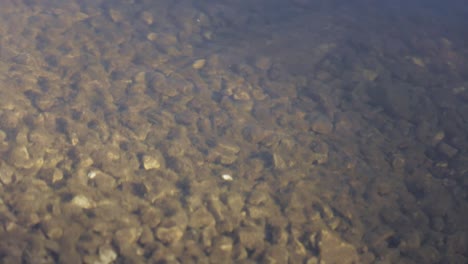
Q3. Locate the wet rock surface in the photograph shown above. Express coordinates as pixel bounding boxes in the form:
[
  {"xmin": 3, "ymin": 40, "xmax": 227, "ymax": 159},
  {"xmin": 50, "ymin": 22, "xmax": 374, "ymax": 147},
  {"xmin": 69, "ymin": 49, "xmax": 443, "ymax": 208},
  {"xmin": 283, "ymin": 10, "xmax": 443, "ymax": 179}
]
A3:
[{"xmin": 0, "ymin": 0, "xmax": 467, "ymax": 263}]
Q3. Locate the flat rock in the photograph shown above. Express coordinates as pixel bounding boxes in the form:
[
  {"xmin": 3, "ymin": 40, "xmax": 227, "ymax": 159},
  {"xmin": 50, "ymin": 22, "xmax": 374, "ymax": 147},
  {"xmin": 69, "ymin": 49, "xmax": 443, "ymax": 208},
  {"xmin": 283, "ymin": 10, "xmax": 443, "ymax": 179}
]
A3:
[{"xmin": 317, "ymin": 229, "xmax": 359, "ymax": 264}]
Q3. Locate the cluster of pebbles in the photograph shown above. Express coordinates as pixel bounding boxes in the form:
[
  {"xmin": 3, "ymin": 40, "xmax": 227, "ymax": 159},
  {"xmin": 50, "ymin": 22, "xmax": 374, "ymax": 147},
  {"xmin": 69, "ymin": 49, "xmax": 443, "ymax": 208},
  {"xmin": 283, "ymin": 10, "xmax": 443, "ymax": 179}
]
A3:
[{"xmin": 0, "ymin": 0, "xmax": 467, "ymax": 263}]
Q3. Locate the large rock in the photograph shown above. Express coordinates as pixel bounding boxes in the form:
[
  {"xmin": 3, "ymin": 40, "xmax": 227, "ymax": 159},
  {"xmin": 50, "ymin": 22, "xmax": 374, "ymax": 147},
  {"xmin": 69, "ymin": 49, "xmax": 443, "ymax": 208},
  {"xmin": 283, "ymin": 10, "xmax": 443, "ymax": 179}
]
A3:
[{"xmin": 368, "ymin": 79, "xmax": 421, "ymax": 121}]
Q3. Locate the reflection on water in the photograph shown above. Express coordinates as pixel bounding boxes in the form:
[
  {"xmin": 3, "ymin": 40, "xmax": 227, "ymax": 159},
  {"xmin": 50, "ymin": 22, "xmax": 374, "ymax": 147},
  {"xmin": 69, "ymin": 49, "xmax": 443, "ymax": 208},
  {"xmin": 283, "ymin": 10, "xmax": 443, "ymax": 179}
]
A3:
[{"xmin": 0, "ymin": 0, "xmax": 467, "ymax": 263}]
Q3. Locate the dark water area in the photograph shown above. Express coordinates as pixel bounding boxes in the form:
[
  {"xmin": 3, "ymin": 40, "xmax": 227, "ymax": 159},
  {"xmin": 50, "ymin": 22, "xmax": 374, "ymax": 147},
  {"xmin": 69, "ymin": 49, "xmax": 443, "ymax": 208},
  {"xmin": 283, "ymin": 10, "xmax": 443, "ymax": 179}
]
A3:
[{"xmin": 0, "ymin": 0, "xmax": 467, "ymax": 263}]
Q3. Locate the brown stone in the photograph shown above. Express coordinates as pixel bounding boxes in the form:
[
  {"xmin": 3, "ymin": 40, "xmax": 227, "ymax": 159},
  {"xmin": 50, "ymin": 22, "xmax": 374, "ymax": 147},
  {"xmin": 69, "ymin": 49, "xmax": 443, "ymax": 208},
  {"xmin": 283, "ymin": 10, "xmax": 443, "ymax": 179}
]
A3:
[
  {"xmin": 317, "ymin": 229, "xmax": 359, "ymax": 264},
  {"xmin": 155, "ymin": 226, "xmax": 184, "ymax": 244},
  {"xmin": 237, "ymin": 226, "xmax": 264, "ymax": 250}
]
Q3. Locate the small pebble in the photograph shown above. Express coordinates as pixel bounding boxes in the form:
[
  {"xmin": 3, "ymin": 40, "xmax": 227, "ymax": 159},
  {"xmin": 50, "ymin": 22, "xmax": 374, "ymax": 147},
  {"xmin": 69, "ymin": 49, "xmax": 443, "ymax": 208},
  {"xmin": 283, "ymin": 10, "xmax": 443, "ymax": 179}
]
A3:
[
  {"xmin": 87, "ymin": 170, "xmax": 97, "ymax": 179},
  {"xmin": 99, "ymin": 245, "xmax": 118, "ymax": 264},
  {"xmin": 222, "ymin": 174, "xmax": 233, "ymax": 181},
  {"xmin": 192, "ymin": 59, "xmax": 206, "ymax": 70},
  {"xmin": 71, "ymin": 195, "xmax": 94, "ymax": 209}
]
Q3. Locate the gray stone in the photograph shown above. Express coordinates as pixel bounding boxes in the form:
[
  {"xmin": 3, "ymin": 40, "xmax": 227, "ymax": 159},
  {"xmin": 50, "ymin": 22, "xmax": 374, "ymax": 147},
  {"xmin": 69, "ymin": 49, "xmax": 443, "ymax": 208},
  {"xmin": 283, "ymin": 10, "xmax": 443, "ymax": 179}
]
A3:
[
  {"xmin": 309, "ymin": 114, "xmax": 333, "ymax": 135},
  {"xmin": 437, "ymin": 142, "xmax": 458, "ymax": 158},
  {"xmin": 368, "ymin": 81, "xmax": 416, "ymax": 120}
]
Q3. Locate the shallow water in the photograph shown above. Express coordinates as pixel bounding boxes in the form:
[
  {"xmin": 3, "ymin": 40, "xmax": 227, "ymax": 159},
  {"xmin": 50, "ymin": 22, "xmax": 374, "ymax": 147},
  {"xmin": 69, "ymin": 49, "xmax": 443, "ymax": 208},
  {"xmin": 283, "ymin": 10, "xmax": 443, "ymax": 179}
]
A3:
[{"xmin": 0, "ymin": 0, "xmax": 467, "ymax": 263}]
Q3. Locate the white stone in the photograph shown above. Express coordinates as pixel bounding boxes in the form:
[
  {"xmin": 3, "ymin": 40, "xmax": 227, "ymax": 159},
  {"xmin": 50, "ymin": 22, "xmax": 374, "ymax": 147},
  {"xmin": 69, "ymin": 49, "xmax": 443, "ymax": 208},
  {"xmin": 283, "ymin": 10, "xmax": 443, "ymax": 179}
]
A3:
[
  {"xmin": 87, "ymin": 170, "xmax": 97, "ymax": 179},
  {"xmin": 221, "ymin": 174, "xmax": 233, "ymax": 181},
  {"xmin": 71, "ymin": 195, "xmax": 94, "ymax": 209},
  {"xmin": 98, "ymin": 244, "xmax": 117, "ymax": 264},
  {"xmin": 142, "ymin": 152, "xmax": 164, "ymax": 170}
]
